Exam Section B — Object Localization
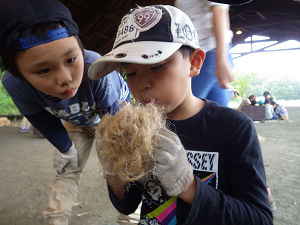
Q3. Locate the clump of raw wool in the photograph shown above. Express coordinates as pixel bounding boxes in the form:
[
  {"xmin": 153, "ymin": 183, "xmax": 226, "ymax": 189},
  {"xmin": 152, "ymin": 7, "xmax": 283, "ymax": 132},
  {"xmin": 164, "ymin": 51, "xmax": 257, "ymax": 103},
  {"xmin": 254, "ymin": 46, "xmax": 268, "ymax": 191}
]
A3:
[{"xmin": 97, "ymin": 103, "xmax": 166, "ymax": 182}]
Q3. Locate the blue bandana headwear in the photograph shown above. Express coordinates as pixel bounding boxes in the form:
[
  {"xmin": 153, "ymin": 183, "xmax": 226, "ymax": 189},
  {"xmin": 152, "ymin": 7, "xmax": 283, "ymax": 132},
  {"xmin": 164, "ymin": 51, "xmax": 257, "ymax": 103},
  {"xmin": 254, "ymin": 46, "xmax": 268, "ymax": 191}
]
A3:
[
  {"xmin": 19, "ymin": 27, "xmax": 70, "ymax": 50},
  {"xmin": 0, "ymin": 0, "xmax": 79, "ymax": 55}
]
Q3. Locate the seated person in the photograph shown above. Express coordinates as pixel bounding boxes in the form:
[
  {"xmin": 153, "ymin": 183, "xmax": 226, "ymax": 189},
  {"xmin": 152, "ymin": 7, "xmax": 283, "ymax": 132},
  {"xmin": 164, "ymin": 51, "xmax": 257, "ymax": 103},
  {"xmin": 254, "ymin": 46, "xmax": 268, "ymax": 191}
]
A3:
[
  {"xmin": 237, "ymin": 94, "xmax": 256, "ymax": 111},
  {"xmin": 271, "ymin": 102, "xmax": 288, "ymax": 120},
  {"xmin": 263, "ymin": 91, "xmax": 276, "ymax": 104},
  {"xmin": 264, "ymin": 99, "xmax": 274, "ymax": 120}
]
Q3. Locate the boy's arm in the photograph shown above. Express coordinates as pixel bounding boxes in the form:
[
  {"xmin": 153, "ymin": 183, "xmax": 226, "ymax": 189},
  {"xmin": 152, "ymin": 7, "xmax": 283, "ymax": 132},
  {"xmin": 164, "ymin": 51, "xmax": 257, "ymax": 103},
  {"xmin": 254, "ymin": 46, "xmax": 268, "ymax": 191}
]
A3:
[
  {"xmin": 211, "ymin": 5, "xmax": 234, "ymax": 89},
  {"xmin": 106, "ymin": 175, "xmax": 142, "ymax": 215},
  {"xmin": 25, "ymin": 111, "xmax": 72, "ymax": 152},
  {"xmin": 2, "ymin": 71, "xmax": 72, "ymax": 153},
  {"xmin": 107, "ymin": 175, "xmax": 126, "ymax": 201},
  {"xmin": 181, "ymin": 120, "xmax": 273, "ymax": 225}
]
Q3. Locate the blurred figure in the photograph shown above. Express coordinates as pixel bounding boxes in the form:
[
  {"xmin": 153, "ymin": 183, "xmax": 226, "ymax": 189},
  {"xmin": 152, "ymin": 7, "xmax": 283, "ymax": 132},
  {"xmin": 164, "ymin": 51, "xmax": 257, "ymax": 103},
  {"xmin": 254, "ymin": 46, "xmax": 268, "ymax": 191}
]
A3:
[
  {"xmin": 263, "ymin": 91, "xmax": 276, "ymax": 104},
  {"xmin": 271, "ymin": 102, "xmax": 288, "ymax": 120},
  {"xmin": 237, "ymin": 94, "xmax": 256, "ymax": 111},
  {"xmin": 175, "ymin": 0, "xmax": 234, "ymax": 106},
  {"xmin": 258, "ymin": 100, "xmax": 264, "ymax": 106},
  {"xmin": 20, "ymin": 116, "xmax": 31, "ymax": 133},
  {"xmin": 249, "ymin": 94, "xmax": 257, "ymax": 105},
  {"xmin": 267, "ymin": 186, "xmax": 277, "ymax": 212},
  {"xmin": 264, "ymin": 99, "xmax": 274, "ymax": 120}
]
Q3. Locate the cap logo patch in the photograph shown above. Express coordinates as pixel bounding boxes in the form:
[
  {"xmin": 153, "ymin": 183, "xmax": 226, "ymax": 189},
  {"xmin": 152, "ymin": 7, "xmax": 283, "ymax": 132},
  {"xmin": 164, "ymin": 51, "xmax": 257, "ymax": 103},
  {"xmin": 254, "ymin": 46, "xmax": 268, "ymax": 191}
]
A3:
[
  {"xmin": 113, "ymin": 7, "xmax": 163, "ymax": 49},
  {"xmin": 132, "ymin": 7, "xmax": 162, "ymax": 32}
]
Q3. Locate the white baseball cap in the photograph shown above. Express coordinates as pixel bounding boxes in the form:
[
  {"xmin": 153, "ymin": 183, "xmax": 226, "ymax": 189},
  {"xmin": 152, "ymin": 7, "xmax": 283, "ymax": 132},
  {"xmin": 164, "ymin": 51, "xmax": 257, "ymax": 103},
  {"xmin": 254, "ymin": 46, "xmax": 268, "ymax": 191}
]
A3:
[{"xmin": 88, "ymin": 5, "xmax": 200, "ymax": 80}]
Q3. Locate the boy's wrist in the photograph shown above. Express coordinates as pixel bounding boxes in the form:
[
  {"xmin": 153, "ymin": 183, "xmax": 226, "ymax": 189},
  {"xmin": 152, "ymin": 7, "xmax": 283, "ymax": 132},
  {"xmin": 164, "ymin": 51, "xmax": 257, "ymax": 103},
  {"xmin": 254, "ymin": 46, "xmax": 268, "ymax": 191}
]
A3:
[
  {"xmin": 178, "ymin": 175, "xmax": 196, "ymax": 205},
  {"xmin": 107, "ymin": 175, "xmax": 126, "ymax": 201}
]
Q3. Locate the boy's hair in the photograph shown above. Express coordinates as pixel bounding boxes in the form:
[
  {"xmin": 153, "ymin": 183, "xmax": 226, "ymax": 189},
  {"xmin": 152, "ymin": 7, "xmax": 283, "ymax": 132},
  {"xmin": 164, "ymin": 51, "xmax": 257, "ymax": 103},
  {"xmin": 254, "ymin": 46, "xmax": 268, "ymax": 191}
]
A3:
[
  {"xmin": 179, "ymin": 45, "xmax": 196, "ymax": 58},
  {"xmin": 0, "ymin": 0, "xmax": 80, "ymax": 77},
  {"xmin": 88, "ymin": 5, "xmax": 201, "ymax": 80}
]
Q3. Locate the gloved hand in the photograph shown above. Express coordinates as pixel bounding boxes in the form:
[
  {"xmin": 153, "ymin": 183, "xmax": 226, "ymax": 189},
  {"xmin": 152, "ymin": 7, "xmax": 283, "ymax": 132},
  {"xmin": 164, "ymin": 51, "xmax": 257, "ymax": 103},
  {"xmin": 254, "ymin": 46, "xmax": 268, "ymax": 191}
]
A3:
[
  {"xmin": 153, "ymin": 128, "xmax": 194, "ymax": 196},
  {"xmin": 53, "ymin": 142, "xmax": 79, "ymax": 174},
  {"xmin": 95, "ymin": 133, "xmax": 115, "ymax": 178}
]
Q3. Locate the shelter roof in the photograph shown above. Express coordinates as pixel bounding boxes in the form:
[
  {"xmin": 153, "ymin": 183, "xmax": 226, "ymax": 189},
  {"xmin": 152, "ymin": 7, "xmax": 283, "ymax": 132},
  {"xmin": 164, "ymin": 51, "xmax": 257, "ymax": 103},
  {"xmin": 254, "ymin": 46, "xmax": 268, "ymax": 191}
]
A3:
[{"xmin": 60, "ymin": 0, "xmax": 300, "ymax": 55}]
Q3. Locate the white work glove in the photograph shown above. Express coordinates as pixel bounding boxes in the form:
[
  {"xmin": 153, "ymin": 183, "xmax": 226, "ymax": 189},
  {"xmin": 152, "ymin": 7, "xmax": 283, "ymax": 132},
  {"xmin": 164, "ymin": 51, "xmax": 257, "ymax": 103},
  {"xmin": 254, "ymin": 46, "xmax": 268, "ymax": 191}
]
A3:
[
  {"xmin": 95, "ymin": 133, "xmax": 115, "ymax": 178},
  {"xmin": 53, "ymin": 142, "xmax": 79, "ymax": 174},
  {"xmin": 153, "ymin": 128, "xmax": 194, "ymax": 196}
]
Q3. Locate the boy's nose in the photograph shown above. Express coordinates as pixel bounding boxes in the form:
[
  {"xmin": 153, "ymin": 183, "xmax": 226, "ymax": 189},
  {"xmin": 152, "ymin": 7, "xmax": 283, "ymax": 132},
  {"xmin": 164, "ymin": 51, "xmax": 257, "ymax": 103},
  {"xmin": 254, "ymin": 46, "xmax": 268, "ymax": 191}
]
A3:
[
  {"xmin": 138, "ymin": 73, "xmax": 152, "ymax": 90},
  {"xmin": 56, "ymin": 68, "xmax": 72, "ymax": 85}
]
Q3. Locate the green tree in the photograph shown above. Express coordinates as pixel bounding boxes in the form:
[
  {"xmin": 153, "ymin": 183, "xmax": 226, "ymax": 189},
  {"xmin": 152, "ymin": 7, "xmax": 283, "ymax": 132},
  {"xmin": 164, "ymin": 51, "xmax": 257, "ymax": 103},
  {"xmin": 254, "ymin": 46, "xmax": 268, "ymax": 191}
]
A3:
[
  {"xmin": 246, "ymin": 76, "xmax": 265, "ymax": 97},
  {"xmin": 264, "ymin": 79, "xmax": 300, "ymax": 100},
  {"xmin": 290, "ymin": 82, "xmax": 300, "ymax": 99},
  {"xmin": 0, "ymin": 67, "xmax": 20, "ymax": 115},
  {"xmin": 232, "ymin": 72, "xmax": 257, "ymax": 98},
  {"xmin": 231, "ymin": 71, "xmax": 300, "ymax": 101}
]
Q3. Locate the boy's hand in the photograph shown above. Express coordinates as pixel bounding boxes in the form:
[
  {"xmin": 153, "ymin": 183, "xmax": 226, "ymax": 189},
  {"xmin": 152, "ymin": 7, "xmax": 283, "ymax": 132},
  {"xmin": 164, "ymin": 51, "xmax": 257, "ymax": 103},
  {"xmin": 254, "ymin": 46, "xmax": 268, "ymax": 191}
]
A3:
[
  {"xmin": 95, "ymin": 137, "xmax": 115, "ymax": 178},
  {"xmin": 107, "ymin": 175, "xmax": 126, "ymax": 201},
  {"xmin": 153, "ymin": 129, "xmax": 194, "ymax": 196},
  {"xmin": 53, "ymin": 142, "xmax": 78, "ymax": 174},
  {"xmin": 216, "ymin": 58, "xmax": 234, "ymax": 89}
]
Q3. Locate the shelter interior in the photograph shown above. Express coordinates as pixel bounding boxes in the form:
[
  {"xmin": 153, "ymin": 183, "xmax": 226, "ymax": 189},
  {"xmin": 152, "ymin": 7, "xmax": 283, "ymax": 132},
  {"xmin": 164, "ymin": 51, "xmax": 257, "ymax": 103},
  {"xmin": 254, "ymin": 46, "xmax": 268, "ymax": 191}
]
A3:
[{"xmin": 60, "ymin": 0, "xmax": 300, "ymax": 56}]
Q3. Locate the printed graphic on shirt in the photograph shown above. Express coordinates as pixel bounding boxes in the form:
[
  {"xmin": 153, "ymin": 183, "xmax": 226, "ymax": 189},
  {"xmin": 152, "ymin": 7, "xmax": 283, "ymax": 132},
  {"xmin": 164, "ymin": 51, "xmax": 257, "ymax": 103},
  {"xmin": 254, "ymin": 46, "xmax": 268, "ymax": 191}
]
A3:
[
  {"xmin": 142, "ymin": 197, "xmax": 177, "ymax": 225},
  {"xmin": 139, "ymin": 151, "xmax": 219, "ymax": 224},
  {"xmin": 45, "ymin": 102, "xmax": 100, "ymax": 126},
  {"xmin": 186, "ymin": 150, "xmax": 219, "ymax": 189},
  {"xmin": 140, "ymin": 177, "xmax": 177, "ymax": 225}
]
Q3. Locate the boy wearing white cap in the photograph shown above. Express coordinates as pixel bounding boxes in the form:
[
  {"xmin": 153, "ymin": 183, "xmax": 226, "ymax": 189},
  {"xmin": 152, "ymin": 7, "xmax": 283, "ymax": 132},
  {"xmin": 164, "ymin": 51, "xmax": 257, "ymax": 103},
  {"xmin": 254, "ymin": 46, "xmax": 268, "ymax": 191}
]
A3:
[{"xmin": 89, "ymin": 5, "xmax": 273, "ymax": 225}]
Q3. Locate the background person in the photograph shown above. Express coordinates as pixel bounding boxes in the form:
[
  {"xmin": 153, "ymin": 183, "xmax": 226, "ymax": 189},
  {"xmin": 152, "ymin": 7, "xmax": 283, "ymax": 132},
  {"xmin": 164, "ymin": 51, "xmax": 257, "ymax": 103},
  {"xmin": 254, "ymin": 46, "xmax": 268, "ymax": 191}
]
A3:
[
  {"xmin": 271, "ymin": 102, "xmax": 288, "ymax": 120},
  {"xmin": 263, "ymin": 91, "xmax": 276, "ymax": 104},
  {"xmin": 175, "ymin": 0, "xmax": 234, "ymax": 107},
  {"xmin": 19, "ymin": 115, "xmax": 31, "ymax": 133},
  {"xmin": 264, "ymin": 99, "xmax": 274, "ymax": 120},
  {"xmin": 237, "ymin": 94, "xmax": 256, "ymax": 111}
]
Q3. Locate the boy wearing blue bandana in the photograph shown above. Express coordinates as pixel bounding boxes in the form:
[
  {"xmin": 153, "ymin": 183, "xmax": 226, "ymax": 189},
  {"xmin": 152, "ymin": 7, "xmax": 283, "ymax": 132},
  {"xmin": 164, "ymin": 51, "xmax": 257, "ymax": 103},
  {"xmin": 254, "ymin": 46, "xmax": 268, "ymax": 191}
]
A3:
[
  {"xmin": 0, "ymin": 0, "xmax": 130, "ymax": 224},
  {"xmin": 89, "ymin": 5, "xmax": 273, "ymax": 225}
]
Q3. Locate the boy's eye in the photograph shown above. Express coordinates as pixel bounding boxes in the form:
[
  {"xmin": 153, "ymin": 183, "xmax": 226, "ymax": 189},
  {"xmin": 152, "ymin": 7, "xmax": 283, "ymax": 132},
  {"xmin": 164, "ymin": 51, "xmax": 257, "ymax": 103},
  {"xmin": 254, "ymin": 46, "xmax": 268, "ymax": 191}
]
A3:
[
  {"xmin": 150, "ymin": 63, "xmax": 164, "ymax": 71},
  {"xmin": 37, "ymin": 68, "xmax": 50, "ymax": 74},
  {"xmin": 126, "ymin": 72, "xmax": 136, "ymax": 77},
  {"xmin": 67, "ymin": 56, "xmax": 77, "ymax": 64}
]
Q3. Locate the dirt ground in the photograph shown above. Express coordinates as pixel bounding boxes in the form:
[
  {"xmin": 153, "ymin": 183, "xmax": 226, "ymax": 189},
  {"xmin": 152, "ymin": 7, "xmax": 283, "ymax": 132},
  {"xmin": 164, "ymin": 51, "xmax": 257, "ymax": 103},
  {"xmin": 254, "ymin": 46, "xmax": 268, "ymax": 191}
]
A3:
[{"xmin": 0, "ymin": 107, "xmax": 299, "ymax": 225}]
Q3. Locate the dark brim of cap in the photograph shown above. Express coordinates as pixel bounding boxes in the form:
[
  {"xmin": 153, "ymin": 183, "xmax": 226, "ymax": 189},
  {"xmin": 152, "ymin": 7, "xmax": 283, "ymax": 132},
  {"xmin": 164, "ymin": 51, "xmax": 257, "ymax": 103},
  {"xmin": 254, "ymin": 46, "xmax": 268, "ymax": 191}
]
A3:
[
  {"xmin": 207, "ymin": 0, "xmax": 253, "ymax": 4},
  {"xmin": 88, "ymin": 41, "xmax": 182, "ymax": 80}
]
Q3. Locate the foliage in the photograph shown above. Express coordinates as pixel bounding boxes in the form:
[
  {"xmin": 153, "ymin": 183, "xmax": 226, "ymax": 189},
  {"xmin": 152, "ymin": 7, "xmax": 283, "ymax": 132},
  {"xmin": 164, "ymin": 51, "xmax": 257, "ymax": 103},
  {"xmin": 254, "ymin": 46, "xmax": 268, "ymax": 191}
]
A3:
[
  {"xmin": 264, "ymin": 80, "xmax": 300, "ymax": 100},
  {"xmin": 231, "ymin": 72, "xmax": 257, "ymax": 98},
  {"xmin": 0, "ymin": 70, "xmax": 20, "ymax": 115},
  {"xmin": 232, "ymin": 72, "xmax": 300, "ymax": 100}
]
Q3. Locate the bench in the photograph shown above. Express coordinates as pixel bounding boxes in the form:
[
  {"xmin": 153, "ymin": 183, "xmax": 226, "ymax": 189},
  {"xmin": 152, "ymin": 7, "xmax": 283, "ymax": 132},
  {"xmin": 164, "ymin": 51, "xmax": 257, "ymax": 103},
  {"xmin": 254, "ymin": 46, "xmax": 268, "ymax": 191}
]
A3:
[{"xmin": 241, "ymin": 105, "xmax": 265, "ymax": 121}]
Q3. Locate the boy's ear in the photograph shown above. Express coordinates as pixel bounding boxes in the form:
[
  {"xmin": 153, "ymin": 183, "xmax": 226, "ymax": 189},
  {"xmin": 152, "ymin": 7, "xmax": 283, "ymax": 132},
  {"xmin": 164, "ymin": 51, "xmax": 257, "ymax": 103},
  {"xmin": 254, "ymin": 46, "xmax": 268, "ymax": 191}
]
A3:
[{"xmin": 190, "ymin": 49, "xmax": 205, "ymax": 77}]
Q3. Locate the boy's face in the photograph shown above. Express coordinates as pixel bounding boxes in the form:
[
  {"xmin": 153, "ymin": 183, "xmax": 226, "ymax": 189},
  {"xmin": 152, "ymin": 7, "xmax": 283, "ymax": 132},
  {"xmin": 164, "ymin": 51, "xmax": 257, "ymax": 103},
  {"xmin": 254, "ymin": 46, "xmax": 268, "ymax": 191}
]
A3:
[
  {"xmin": 15, "ymin": 36, "xmax": 84, "ymax": 99},
  {"xmin": 123, "ymin": 49, "xmax": 204, "ymax": 120}
]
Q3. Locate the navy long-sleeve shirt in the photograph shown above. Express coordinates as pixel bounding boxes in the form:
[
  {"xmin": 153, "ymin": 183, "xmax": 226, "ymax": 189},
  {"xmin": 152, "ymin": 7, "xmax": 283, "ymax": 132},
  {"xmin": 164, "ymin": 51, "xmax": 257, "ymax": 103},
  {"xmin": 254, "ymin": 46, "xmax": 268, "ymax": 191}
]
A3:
[
  {"xmin": 108, "ymin": 100, "xmax": 273, "ymax": 225},
  {"xmin": 2, "ymin": 49, "xmax": 130, "ymax": 152}
]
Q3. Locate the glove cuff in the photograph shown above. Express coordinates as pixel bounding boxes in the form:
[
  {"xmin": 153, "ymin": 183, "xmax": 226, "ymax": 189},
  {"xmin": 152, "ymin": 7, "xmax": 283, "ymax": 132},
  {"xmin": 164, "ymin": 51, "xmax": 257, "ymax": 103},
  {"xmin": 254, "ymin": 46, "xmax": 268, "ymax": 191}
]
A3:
[{"xmin": 166, "ymin": 165, "xmax": 194, "ymax": 196}]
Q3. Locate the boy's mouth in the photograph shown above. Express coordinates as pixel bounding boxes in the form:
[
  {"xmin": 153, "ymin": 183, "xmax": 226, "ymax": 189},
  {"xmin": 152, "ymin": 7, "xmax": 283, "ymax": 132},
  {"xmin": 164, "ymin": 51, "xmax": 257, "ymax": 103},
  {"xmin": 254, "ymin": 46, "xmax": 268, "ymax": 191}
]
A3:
[
  {"xmin": 142, "ymin": 98, "xmax": 157, "ymax": 105},
  {"xmin": 63, "ymin": 88, "xmax": 75, "ymax": 97}
]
